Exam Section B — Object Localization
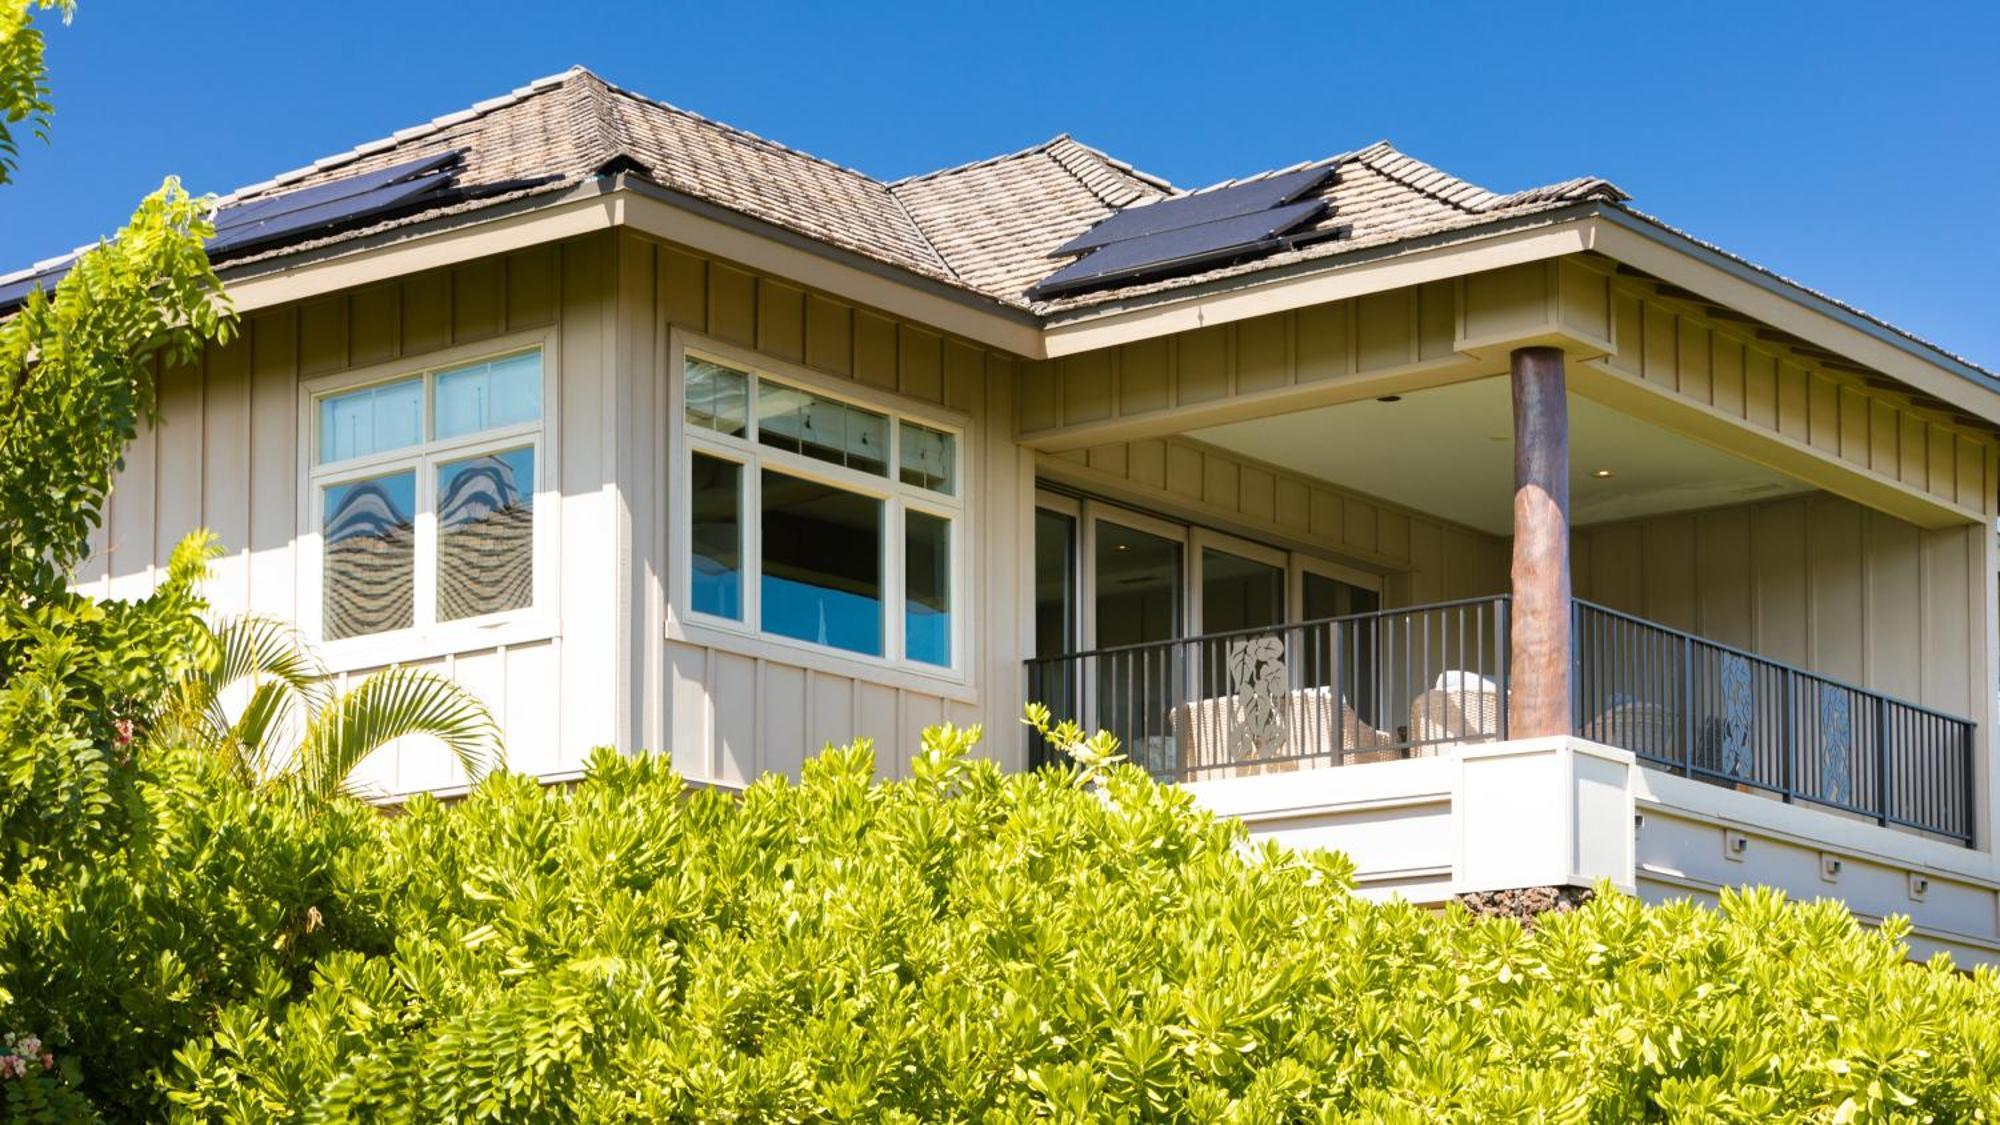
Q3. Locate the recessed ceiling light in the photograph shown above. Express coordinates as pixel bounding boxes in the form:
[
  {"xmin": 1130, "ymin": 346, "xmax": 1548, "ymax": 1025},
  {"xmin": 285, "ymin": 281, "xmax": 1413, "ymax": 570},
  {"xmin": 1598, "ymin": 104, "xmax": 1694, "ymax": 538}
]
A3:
[
  {"xmin": 1376, "ymin": 395, "xmax": 1401, "ymax": 403},
  {"xmin": 1591, "ymin": 469, "xmax": 1615, "ymax": 479}
]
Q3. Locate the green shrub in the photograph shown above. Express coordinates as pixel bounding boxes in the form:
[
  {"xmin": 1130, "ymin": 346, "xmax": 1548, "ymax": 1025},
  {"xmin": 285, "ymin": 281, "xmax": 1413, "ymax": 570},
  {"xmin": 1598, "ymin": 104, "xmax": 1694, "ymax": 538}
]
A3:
[
  {"xmin": 145, "ymin": 725, "xmax": 2000, "ymax": 1123},
  {"xmin": 0, "ymin": 744, "xmax": 392, "ymax": 1119}
]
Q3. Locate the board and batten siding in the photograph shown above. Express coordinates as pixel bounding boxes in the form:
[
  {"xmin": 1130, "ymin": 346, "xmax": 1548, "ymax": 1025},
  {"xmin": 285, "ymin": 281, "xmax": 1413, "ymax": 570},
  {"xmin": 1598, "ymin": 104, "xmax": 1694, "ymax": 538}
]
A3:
[
  {"xmin": 1587, "ymin": 267, "xmax": 1997, "ymax": 517},
  {"xmin": 1572, "ymin": 492, "xmax": 1987, "ymax": 724},
  {"xmin": 633, "ymin": 234, "xmax": 1033, "ymax": 784},
  {"xmin": 80, "ymin": 236, "xmax": 625, "ymax": 793},
  {"xmin": 1038, "ymin": 434, "xmax": 1510, "ymax": 607},
  {"xmin": 1021, "ymin": 280, "xmax": 1477, "ymax": 449},
  {"xmin": 1022, "ymin": 257, "xmax": 1999, "ymax": 534}
]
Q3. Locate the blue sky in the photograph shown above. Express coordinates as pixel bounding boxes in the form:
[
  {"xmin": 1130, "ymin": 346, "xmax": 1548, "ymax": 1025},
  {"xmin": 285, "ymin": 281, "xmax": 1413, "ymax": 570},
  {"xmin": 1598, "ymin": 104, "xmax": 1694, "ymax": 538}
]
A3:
[{"xmin": 7, "ymin": 2, "xmax": 1997, "ymax": 368}]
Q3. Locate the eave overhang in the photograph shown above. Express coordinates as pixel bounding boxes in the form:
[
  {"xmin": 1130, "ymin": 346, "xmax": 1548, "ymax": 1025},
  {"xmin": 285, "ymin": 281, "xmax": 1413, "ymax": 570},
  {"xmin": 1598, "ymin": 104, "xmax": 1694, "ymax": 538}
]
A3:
[{"xmin": 208, "ymin": 187, "xmax": 2000, "ymax": 428}]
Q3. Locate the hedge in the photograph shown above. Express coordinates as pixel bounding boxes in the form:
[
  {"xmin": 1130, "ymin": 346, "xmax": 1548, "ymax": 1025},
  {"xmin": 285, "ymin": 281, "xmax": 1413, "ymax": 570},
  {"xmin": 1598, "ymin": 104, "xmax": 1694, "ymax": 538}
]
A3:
[{"xmin": 72, "ymin": 724, "xmax": 1993, "ymax": 1122}]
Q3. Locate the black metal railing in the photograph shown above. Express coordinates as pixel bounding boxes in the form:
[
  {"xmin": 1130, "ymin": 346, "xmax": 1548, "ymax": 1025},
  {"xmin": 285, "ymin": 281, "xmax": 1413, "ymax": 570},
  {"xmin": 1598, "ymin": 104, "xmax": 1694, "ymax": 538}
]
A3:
[
  {"xmin": 1573, "ymin": 600, "xmax": 1977, "ymax": 845},
  {"xmin": 1023, "ymin": 592, "xmax": 1979, "ymax": 846},
  {"xmin": 1025, "ymin": 596, "xmax": 1512, "ymax": 781}
]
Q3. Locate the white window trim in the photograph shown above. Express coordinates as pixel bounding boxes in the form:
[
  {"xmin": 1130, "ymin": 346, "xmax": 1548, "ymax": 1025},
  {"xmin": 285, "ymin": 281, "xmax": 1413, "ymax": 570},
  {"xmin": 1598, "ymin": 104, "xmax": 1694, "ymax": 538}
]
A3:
[
  {"xmin": 296, "ymin": 329, "xmax": 562, "ymax": 673},
  {"xmin": 664, "ymin": 331, "xmax": 972, "ymax": 690}
]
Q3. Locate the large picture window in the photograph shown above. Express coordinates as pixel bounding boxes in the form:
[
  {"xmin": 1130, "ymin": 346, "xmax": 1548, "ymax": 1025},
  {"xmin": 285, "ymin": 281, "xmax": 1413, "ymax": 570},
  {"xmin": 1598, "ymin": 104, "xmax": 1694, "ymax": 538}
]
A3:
[
  {"xmin": 680, "ymin": 351, "xmax": 962, "ymax": 672},
  {"xmin": 310, "ymin": 349, "xmax": 544, "ymax": 642}
]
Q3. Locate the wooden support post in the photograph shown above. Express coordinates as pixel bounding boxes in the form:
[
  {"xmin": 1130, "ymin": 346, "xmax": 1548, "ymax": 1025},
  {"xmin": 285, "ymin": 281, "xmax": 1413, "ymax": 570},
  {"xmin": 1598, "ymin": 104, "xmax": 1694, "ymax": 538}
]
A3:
[{"xmin": 1510, "ymin": 346, "xmax": 1573, "ymax": 737}]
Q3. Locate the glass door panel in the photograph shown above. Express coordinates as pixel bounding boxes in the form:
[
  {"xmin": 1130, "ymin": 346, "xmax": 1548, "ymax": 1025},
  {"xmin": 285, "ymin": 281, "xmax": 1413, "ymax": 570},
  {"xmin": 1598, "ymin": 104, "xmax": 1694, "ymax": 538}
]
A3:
[
  {"xmin": 1031, "ymin": 508, "xmax": 1080, "ymax": 740},
  {"xmin": 1200, "ymin": 548, "xmax": 1284, "ymax": 633},
  {"xmin": 1094, "ymin": 520, "xmax": 1183, "ymax": 775},
  {"xmin": 1302, "ymin": 571, "xmax": 1382, "ymax": 727}
]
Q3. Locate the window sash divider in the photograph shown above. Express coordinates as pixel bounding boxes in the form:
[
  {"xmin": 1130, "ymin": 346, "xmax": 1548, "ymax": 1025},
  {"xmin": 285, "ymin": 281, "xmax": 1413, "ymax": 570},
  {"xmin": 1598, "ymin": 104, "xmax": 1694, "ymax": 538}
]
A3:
[
  {"xmin": 309, "ymin": 349, "xmax": 547, "ymax": 643},
  {"xmin": 678, "ymin": 349, "xmax": 964, "ymax": 675}
]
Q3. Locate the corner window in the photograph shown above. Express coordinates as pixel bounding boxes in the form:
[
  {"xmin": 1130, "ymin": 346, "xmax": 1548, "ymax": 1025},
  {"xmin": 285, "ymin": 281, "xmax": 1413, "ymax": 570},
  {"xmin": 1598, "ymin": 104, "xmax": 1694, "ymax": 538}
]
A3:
[
  {"xmin": 680, "ymin": 351, "xmax": 962, "ymax": 671},
  {"xmin": 311, "ymin": 349, "xmax": 545, "ymax": 641}
]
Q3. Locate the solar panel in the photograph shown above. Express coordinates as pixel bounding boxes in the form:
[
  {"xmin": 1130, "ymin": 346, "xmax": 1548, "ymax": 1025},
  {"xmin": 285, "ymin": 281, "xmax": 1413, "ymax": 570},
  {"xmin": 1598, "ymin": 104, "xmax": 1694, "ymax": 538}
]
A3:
[
  {"xmin": 212, "ymin": 150, "xmax": 461, "ymax": 236},
  {"xmin": 206, "ymin": 173, "xmax": 457, "ymax": 256},
  {"xmin": 0, "ymin": 262, "xmax": 70, "ymax": 309},
  {"xmin": 0, "ymin": 150, "xmax": 472, "ymax": 314},
  {"xmin": 1030, "ymin": 198, "xmax": 1327, "ymax": 298},
  {"xmin": 1052, "ymin": 165, "xmax": 1336, "ymax": 257}
]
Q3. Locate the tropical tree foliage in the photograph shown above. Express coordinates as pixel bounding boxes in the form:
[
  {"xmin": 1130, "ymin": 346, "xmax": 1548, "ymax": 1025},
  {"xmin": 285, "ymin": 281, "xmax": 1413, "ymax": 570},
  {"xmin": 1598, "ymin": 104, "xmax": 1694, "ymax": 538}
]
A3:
[
  {"xmin": 152, "ymin": 616, "xmax": 501, "ymax": 797},
  {"xmin": 145, "ymin": 725, "xmax": 2000, "ymax": 1123},
  {"xmin": 0, "ymin": 0, "xmax": 231, "ymax": 880},
  {"xmin": 0, "ymin": 0, "xmax": 71, "ymax": 185}
]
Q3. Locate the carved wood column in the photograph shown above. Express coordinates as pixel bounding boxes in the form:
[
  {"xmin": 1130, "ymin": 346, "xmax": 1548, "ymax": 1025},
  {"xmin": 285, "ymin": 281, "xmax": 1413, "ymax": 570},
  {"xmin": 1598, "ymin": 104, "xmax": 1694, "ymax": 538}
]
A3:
[{"xmin": 1510, "ymin": 346, "xmax": 1573, "ymax": 737}]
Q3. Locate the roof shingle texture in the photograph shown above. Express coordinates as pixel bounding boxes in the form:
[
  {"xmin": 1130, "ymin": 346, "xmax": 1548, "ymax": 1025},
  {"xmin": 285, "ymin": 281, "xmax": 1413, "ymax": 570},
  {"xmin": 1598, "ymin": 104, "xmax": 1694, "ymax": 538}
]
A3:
[{"xmin": 188, "ymin": 67, "xmax": 1624, "ymax": 315}]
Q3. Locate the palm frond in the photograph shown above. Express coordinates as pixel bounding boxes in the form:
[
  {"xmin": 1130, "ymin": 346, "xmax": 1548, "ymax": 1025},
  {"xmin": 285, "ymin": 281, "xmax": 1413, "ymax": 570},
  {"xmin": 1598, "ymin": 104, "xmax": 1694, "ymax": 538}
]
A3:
[
  {"xmin": 206, "ymin": 616, "xmax": 326, "ymax": 706},
  {"xmin": 229, "ymin": 680, "xmax": 300, "ymax": 779},
  {"xmin": 290, "ymin": 666, "xmax": 501, "ymax": 798}
]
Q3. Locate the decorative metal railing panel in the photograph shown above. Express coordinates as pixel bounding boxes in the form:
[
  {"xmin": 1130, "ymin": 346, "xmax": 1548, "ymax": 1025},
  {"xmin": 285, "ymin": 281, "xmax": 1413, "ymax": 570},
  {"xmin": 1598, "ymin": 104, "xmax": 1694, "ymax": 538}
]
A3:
[
  {"xmin": 1025, "ymin": 596, "xmax": 1512, "ymax": 781},
  {"xmin": 1572, "ymin": 600, "xmax": 1976, "ymax": 845}
]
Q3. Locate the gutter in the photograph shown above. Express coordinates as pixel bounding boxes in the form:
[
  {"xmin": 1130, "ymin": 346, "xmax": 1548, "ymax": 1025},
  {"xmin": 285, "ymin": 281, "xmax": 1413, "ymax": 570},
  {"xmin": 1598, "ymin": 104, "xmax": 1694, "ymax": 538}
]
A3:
[{"xmin": 175, "ymin": 175, "xmax": 2000, "ymax": 420}]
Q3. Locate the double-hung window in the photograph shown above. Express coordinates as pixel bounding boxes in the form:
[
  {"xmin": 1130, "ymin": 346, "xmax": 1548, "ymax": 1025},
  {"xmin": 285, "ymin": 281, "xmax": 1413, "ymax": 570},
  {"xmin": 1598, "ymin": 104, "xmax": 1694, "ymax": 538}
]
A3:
[
  {"xmin": 309, "ymin": 348, "xmax": 545, "ymax": 642},
  {"xmin": 679, "ymin": 350, "xmax": 962, "ymax": 673}
]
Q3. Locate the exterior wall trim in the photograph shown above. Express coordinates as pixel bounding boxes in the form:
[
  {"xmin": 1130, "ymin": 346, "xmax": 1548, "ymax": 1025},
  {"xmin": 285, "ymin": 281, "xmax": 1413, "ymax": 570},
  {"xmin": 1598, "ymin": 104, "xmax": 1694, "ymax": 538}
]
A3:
[{"xmin": 216, "ymin": 188, "xmax": 2000, "ymax": 431}]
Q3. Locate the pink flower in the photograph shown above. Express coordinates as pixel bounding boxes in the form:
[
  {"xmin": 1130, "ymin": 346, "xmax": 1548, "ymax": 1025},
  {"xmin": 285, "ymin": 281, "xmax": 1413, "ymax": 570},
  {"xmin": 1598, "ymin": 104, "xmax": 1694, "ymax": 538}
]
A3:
[
  {"xmin": 37, "ymin": 1052, "xmax": 51, "ymax": 1071},
  {"xmin": 113, "ymin": 718, "xmax": 135, "ymax": 746},
  {"xmin": 16, "ymin": 1036, "xmax": 38, "ymax": 1057},
  {"xmin": 0, "ymin": 1055, "xmax": 23, "ymax": 1079}
]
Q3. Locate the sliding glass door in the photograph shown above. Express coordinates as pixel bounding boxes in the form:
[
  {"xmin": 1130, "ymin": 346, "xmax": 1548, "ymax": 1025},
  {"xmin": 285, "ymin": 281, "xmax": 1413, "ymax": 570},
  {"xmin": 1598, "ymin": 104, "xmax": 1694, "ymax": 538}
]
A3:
[
  {"xmin": 1028, "ymin": 491, "xmax": 1392, "ymax": 772},
  {"xmin": 1090, "ymin": 516, "xmax": 1184, "ymax": 774},
  {"xmin": 1300, "ymin": 566, "xmax": 1382, "ymax": 726}
]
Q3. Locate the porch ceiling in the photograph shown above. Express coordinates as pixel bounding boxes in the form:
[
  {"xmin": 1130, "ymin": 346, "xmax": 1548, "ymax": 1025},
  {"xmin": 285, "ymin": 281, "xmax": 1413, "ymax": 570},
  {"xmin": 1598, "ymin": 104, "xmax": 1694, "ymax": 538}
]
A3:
[{"xmin": 1190, "ymin": 376, "xmax": 1810, "ymax": 536}]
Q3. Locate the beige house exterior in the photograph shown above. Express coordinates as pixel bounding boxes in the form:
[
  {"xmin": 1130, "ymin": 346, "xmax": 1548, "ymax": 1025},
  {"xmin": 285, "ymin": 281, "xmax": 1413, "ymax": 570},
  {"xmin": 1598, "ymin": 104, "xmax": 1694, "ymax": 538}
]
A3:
[{"xmin": 20, "ymin": 68, "xmax": 2000, "ymax": 962}]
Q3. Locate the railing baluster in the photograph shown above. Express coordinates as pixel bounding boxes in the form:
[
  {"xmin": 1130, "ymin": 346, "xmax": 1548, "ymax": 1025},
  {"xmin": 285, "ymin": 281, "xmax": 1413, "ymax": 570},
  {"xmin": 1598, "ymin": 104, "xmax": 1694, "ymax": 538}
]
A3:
[
  {"xmin": 1024, "ymin": 596, "xmax": 1969, "ymax": 847},
  {"xmin": 1875, "ymin": 696, "xmax": 1890, "ymax": 827}
]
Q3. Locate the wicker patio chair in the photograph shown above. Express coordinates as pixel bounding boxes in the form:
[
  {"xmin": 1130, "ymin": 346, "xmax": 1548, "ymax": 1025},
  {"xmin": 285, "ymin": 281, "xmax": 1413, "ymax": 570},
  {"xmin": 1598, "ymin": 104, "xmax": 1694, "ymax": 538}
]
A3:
[
  {"xmin": 1584, "ymin": 698, "xmax": 1679, "ymax": 758},
  {"xmin": 1169, "ymin": 686, "xmax": 1397, "ymax": 778},
  {"xmin": 1408, "ymin": 671, "xmax": 1503, "ymax": 753}
]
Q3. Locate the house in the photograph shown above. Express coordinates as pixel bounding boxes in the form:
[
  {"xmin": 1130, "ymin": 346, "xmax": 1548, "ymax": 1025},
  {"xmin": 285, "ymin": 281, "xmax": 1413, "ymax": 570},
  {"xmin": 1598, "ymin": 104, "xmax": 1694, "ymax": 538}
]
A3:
[{"xmin": 11, "ymin": 67, "xmax": 1998, "ymax": 962}]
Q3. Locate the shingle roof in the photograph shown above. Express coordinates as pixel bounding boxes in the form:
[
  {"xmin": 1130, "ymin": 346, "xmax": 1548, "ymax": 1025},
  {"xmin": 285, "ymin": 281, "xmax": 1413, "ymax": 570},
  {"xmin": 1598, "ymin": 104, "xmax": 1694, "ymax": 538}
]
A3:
[
  {"xmin": 1022, "ymin": 142, "xmax": 1629, "ymax": 312},
  {"xmin": 14, "ymin": 63, "xmax": 1979, "ymax": 393},
  {"xmin": 199, "ymin": 69, "xmax": 1628, "ymax": 313},
  {"xmin": 0, "ymin": 67, "xmax": 1628, "ymax": 317},
  {"xmin": 890, "ymin": 136, "xmax": 1174, "ymax": 298}
]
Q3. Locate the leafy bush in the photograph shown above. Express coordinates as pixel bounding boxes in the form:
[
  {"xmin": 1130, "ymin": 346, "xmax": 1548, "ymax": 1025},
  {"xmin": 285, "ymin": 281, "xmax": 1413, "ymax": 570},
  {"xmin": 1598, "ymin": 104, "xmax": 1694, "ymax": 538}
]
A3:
[
  {"xmin": 144, "ymin": 726, "xmax": 2000, "ymax": 1122},
  {"xmin": 0, "ymin": 743, "xmax": 392, "ymax": 1118}
]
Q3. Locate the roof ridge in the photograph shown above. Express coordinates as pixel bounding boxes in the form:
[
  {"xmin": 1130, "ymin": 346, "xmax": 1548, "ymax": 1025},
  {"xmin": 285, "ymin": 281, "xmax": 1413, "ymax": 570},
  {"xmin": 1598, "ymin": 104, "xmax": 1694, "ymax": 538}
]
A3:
[
  {"xmin": 1351, "ymin": 143, "xmax": 1503, "ymax": 212},
  {"xmin": 1355, "ymin": 142, "xmax": 1629, "ymax": 213},
  {"xmin": 888, "ymin": 135, "xmax": 1072, "ymax": 187},
  {"xmin": 1491, "ymin": 174, "xmax": 1631, "ymax": 208},
  {"xmin": 1045, "ymin": 136, "xmax": 1177, "ymax": 195},
  {"xmin": 589, "ymin": 74, "xmax": 889, "ymax": 189},
  {"xmin": 889, "ymin": 133, "xmax": 1176, "ymax": 198},
  {"xmin": 1041, "ymin": 137, "xmax": 1174, "ymax": 208},
  {"xmin": 564, "ymin": 67, "xmax": 632, "ymax": 170},
  {"xmin": 228, "ymin": 66, "xmax": 586, "ymax": 202},
  {"xmin": 1144, "ymin": 148, "xmax": 1360, "ymax": 204}
]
